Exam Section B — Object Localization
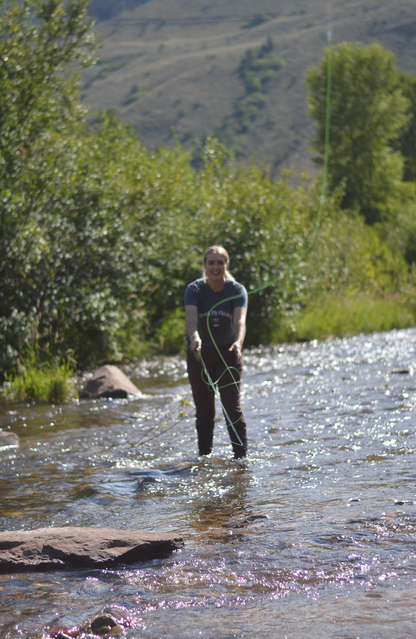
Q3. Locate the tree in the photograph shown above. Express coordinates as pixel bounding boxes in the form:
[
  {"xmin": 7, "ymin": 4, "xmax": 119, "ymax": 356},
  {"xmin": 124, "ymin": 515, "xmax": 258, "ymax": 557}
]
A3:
[
  {"xmin": 0, "ymin": 0, "xmax": 99, "ymax": 373},
  {"xmin": 0, "ymin": 0, "xmax": 96, "ymax": 179},
  {"xmin": 306, "ymin": 42, "xmax": 408, "ymax": 224},
  {"xmin": 395, "ymin": 73, "xmax": 416, "ymax": 182}
]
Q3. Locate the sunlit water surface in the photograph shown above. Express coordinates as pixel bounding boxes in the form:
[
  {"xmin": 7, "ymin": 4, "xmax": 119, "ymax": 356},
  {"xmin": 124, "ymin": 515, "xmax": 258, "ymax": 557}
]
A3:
[{"xmin": 1, "ymin": 329, "xmax": 416, "ymax": 638}]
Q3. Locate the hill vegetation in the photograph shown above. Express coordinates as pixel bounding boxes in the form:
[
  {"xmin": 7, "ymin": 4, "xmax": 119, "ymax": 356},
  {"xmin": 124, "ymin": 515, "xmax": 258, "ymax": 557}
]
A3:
[
  {"xmin": 2, "ymin": 0, "xmax": 416, "ymax": 397},
  {"xmin": 82, "ymin": 0, "xmax": 416, "ymax": 176}
]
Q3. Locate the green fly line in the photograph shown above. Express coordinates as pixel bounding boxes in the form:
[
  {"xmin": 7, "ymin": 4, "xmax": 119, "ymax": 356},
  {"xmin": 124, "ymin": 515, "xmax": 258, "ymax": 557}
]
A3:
[
  {"xmin": 198, "ymin": 30, "xmax": 333, "ymax": 450},
  {"xmin": 133, "ymin": 397, "xmax": 195, "ymax": 447},
  {"xmin": 134, "ymin": 31, "xmax": 333, "ymax": 450}
]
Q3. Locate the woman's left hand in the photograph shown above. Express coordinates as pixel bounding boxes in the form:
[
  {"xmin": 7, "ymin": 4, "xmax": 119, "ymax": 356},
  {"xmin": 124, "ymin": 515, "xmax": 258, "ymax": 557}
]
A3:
[
  {"xmin": 229, "ymin": 341, "xmax": 242, "ymax": 358},
  {"xmin": 232, "ymin": 307, "xmax": 246, "ymax": 360}
]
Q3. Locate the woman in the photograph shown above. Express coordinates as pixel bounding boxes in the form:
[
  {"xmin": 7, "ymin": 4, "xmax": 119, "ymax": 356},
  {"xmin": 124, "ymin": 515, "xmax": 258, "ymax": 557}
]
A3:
[{"xmin": 184, "ymin": 246, "xmax": 248, "ymax": 459}]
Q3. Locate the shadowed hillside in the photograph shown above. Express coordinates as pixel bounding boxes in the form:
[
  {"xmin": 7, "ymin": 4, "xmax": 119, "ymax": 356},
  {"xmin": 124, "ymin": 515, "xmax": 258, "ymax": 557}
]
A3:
[{"xmin": 82, "ymin": 0, "xmax": 416, "ymax": 176}]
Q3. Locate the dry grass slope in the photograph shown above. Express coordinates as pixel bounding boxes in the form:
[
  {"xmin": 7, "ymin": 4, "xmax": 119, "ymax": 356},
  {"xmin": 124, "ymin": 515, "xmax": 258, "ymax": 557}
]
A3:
[{"xmin": 82, "ymin": 0, "xmax": 416, "ymax": 177}]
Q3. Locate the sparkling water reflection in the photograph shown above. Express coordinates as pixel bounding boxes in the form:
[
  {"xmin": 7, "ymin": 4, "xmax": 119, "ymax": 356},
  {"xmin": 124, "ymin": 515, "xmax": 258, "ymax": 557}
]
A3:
[{"xmin": 1, "ymin": 329, "xmax": 416, "ymax": 637}]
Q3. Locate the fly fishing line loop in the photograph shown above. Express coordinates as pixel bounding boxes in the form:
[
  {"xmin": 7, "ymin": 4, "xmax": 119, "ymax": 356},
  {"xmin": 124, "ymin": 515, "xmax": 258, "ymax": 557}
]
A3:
[
  {"xmin": 196, "ymin": 349, "xmax": 245, "ymax": 448},
  {"xmin": 198, "ymin": 31, "xmax": 333, "ymax": 449}
]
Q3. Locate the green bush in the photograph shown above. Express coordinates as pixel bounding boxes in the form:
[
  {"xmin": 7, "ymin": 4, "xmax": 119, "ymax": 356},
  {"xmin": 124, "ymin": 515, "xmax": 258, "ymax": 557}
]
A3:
[
  {"xmin": 252, "ymin": 56, "xmax": 284, "ymax": 71},
  {"xmin": 234, "ymin": 39, "xmax": 284, "ymax": 132},
  {"xmin": 154, "ymin": 308, "xmax": 187, "ymax": 354}
]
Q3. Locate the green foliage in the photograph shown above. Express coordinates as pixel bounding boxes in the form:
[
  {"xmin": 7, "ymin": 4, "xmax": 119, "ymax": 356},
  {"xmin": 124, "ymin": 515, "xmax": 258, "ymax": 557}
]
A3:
[
  {"xmin": 375, "ymin": 181, "xmax": 416, "ymax": 267},
  {"xmin": 0, "ymin": 0, "xmax": 96, "ymax": 179},
  {"xmin": 252, "ymin": 56, "xmax": 284, "ymax": 72},
  {"xmin": 0, "ymin": 113, "xmax": 152, "ymax": 373},
  {"xmin": 3, "ymin": 354, "xmax": 76, "ymax": 403},
  {"xmin": 154, "ymin": 308, "xmax": 187, "ymax": 354},
  {"xmin": 234, "ymin": 38, "xmax": 284, "ymax": 133},
  {"xmin": 394, "ymin": 73, "xmax": 416, "ymax": 181},
  {"xmin": 306, "ymin": 42, "xmax": 408, "ymax": 223},
  {"xmin": 0, "ymin": 0, "xmax": 101, "ymax": 375},
  {"xmin": 286, "ymin": 293, "xmax": 416, "ymax": 341}
]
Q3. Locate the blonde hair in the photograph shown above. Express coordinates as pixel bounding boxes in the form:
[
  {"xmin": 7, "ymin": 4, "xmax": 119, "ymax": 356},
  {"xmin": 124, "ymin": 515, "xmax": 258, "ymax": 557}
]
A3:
[{"xmin": 202, "ymin": 245, "xmax": 235, "ymax": 282}]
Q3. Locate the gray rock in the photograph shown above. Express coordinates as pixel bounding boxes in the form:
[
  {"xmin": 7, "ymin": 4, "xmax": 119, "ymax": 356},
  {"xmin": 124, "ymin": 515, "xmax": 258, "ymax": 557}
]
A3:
[
  {"xmin": 0, "ymin": 429, "xmax": 19, "ymax": 450},
  {"xmin": 89, "ymin": 614, "xmax": 121, "ymax": 636},
  {"xmin": 79, "ymin": 365, "xmax": 142, "ymax": 399},
  {"xmin": 0, "ymin": 526, "xmax": 183, "ymax": 573},
  {"xmin": 49, "ymin": 612, "xmax": 126, "ymax": 638}
]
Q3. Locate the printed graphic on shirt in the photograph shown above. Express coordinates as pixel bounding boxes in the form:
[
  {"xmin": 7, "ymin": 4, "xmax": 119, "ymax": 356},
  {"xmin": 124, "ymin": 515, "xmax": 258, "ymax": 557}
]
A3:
[{"xmin": 198, "ymin": 310, "xmax": 233, "ymax": 319}]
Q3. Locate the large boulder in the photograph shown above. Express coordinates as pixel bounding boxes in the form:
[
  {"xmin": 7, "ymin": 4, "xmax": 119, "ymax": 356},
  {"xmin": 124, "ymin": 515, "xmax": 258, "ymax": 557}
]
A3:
[
  {"xmin": 79, "ymin": 365, "xmax": 142, "ymax": 399},
  {"xmin": 0, "ymin": 526, "xmax": 183, "ymax": 573},
  {"xmin": 0, "ymin": 429, "xmax": 19, "ymax": 450}
]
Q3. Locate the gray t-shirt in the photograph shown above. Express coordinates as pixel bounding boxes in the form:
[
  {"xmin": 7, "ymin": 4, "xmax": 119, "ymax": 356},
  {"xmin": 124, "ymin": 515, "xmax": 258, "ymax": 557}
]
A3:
[{"xmin": 184, "ymin": 278, "xmax": 248, "ymax": 351}]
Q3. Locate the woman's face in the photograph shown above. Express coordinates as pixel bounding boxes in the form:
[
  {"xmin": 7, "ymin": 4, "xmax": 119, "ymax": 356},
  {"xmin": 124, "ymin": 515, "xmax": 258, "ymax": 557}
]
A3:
[{"xmin": 205, "ymin": 253, "xmax": 229, "ymax": 289}]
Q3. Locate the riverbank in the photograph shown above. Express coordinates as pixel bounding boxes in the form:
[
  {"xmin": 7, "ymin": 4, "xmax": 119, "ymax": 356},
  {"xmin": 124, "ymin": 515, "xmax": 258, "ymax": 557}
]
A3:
[{"xmin": 2, "ymin": 290, "xmax": 415, "ymax": 403}]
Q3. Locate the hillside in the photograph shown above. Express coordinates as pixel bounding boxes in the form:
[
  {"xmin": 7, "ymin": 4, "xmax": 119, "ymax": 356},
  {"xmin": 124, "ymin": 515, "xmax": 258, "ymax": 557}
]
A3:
[{"xmin": 81, "ymin": 0, "xmax": 416, "ymax": 177}]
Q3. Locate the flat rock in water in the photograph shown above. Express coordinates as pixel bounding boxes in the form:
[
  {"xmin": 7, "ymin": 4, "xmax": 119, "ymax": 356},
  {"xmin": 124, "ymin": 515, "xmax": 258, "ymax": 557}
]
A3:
[
  {"xmin": 79, "ymin": 365, "xmax": 142, "ymax": 399},
  {"xmin": 0, "ymin": 429, "xmax": 19, "ymax": 450},
  {"xmin": 0, "ymin": 526, "xmax": 183, "ymax": 573}
]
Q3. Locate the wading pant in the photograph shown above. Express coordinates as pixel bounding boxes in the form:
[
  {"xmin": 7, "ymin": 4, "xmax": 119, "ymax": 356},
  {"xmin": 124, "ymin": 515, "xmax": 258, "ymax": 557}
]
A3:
[{"xmin": 187, "ymin": 345, "xmax": 247, "ymax": 458}]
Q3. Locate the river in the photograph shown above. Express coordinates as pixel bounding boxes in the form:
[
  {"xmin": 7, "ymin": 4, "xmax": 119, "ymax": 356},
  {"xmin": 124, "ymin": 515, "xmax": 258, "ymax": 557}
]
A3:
[{"xmin": 1, "ymin": 328, "xmax": 416, "ymax": 638}]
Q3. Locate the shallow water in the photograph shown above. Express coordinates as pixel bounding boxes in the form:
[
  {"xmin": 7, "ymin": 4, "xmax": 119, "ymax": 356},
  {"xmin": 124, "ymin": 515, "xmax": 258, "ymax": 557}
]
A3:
[{"xmin": 1, "ymin": 329, "xmax": 416, "ymax": 638}]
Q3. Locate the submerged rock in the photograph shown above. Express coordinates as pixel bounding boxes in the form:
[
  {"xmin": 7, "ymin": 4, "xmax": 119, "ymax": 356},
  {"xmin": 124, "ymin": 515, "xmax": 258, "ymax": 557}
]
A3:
[
  {"xmin": 49, "ymin": 612, "xmax": 130, "ymax": 638},
  {"xmin": 79, "ymin": 365, "xmax": 142, "ymax": 399},
  {"xmin": 0, "ymin": 429, "xmax": 19, "ymax": 450},
  {"xmin": 89, "ymin": 614, "xmax": 122, "ymax": 636},
  {"xmin": 0, "ymin": 526, "xmax": 183, "ymax": 573}
]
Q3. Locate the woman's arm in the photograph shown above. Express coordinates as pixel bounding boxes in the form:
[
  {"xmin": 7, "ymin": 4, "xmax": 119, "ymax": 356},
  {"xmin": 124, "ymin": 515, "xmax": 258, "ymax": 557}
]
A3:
[
  {"xmin": 229, "ymin": 306, "xmax": 247, "ymax": 357},
  {"xmin": 185, "ymin": 305, "xmax": 202, "ymax": 352}
]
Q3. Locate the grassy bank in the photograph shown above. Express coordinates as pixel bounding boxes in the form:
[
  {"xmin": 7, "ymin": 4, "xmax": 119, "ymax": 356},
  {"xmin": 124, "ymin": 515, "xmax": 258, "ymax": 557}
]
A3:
[
  {"xmin": 280, "ymin": 292, "xmax": 416, "ymax": 342},
  {"xmin": 2, "ymin": 358, "xmax": 76, "ymax": 403}
]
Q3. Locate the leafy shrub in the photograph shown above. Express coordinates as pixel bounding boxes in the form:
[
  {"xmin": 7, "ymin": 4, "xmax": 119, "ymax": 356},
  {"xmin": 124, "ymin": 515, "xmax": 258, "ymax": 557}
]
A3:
[
  {"xmin": 154, "ymin": 308, "xmax": 187, "ymax": 354},
  {"xmin": 252, "ymin": 56, "xmax": 284, "ymax": 71}
]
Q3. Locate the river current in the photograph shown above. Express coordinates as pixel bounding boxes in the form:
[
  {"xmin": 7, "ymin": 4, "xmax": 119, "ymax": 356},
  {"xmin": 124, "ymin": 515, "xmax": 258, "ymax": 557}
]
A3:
[{"xmin": 1, "ymin": 328, "xmax": 416, "ymax": 638}]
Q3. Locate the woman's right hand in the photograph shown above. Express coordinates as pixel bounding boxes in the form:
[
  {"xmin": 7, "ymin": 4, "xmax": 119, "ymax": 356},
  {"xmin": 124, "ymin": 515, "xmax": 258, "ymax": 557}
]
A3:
[{"xmin": 190, "ymin": 332, "xmax": 202, "ymax": 353}]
